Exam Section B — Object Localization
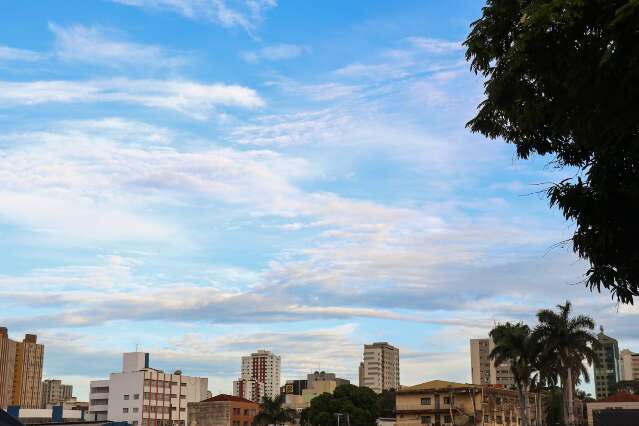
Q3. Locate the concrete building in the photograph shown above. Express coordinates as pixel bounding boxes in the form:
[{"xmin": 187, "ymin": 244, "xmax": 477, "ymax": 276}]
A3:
[
  {"xmin": 281, "ymin": 371, "xmax": 350, "ymax": 411},
  {"xmin": 593, "ymin": 327, "xmax": 621, "ymax": 400},
  {"xmin": 359, "ymin": 342, "xmax": 400, "ymax": 394},
  {"xmin": 586, "ymin": 392, "xmax": 639, "ymax": 426},
  {"xmin": 232, "ymin": 350, "xmax": 280, "ymax": 403},
  {"xmin": 41, "ymin": 380, "xmax": 73, "ymax": 408},
  {"xmin": 187, "ymin": 394, "xmax": 258, "ymax": 426},
  {"xmin": 88, "ymin": 352, "xmax": 208, "ymax": 426},
  {"xmin": 620, "ymin": 349, "xmax": 639, "ymax": 381},
  {"xmin": 395, "ymin": 380, "xmax": 542, "ymax": 426},
  {"xmin": 470, "ymin": 338, "xmax": 515, "ymax": 388},
  {"xmin": 0, "ymin": 328, "xmax": 44, "ymax": 409}
]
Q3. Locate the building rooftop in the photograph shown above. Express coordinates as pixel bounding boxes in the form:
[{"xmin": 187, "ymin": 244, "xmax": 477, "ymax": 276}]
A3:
[
  {"xmin": 202, "ymin": 394, "xmax": 257, "ymax": 404},
  {"xmin": 597, "ymin": 392, "xmax": 639, "ymax": 403},
  {"xmin": 398, "ymin": 380, "xmax": 480, "ymax": 392}
]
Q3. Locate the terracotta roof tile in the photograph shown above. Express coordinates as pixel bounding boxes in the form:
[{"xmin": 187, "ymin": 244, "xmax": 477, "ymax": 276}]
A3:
[
  {"xmin": 599, "ymin": 392, "xmax": 639, "ymax": 403},
  {"xmin": 202, "ymin": 394, "xmax": 258, "ymax": 404}
]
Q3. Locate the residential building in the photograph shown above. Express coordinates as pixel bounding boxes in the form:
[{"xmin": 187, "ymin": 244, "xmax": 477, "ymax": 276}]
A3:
[
  {"xmin": 0, "ymin": 327, "xmax": 45, "ymax": 409},
  {"xmin": 359, "ymin": 342, "xmax": 400, "ymax": 394},
  {"xmin": 586, "ymin": 392, "xmax": 639, "ymax": 426},
  {"xmin": 281, "ymin": 371, "xmax": 350, "ymax": 411},
  {"xmin": 88, "ymin": 352, "xmax": 208, "ymax": 426},
  {"xmin": 593, "ymin": 327, "xmax": 621, "ymax": 399},
  {"xmin": 620, "ymin": 349, "xmax": 639, "ymax": 381},
  {"xmin": 41, "ymin": 379, "xmax": 73, "ymax": 408},
  {"xmin": 470, "ymin": 338, "xmax": 515, "ymax": 388},
  {"xmin": 395, "ymin": 380, "xmax": 543, "ymax": 426},
  {"xmin": 232, "ymin": 350, "xmax": 280, "ymax": 403},
  {"xmin": 187, "ymin": 394, "xmax": 258, "ymax": 426},
  {"xmin": 45, "ymin": 397, "xmax": 89, "ymax": 411}
]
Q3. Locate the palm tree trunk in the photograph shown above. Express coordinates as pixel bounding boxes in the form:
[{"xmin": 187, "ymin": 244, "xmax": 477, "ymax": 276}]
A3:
[
  {"xmin": 518, "ymin": 388, "xmax": 529, "ymax": 426},
  {"xmin": 566, "ymin": 367, "xmax": 575, "ymax": 426},
  {"xmin": 536, "ymin": 386, "xmax": 542, "ymax": 426}
]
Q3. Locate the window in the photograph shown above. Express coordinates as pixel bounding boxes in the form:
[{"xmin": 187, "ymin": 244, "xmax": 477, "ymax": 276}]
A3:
[
  {"xmin": 133, "ymin": 408, "xmax": 139, "ymax": 413},
  {"xmin": 124, "ymin": 394, "xmax": 130, "ymax": 400},
  {"xmin": 233, "ymin": 408, "xmax": 241, "ymax": 415},
  {"xmin": 180, "ymin": 408, "xmax": 185, "ymax": 412},
  {"xmin": 181, "ymin": 383, "xmax": 187, "ymax": 386},
  {"xmin": 484, "ymin": 415, "xmax": 490, "ymax": 423},
  {"xmin": 420, "ymin": 397, "xmax": 431, "ymax": 405},
  {"xmin": 420, "ymin": 416, "xmax": 431, "ymax": 424},
  {"xmin": 132, "ymin": 422, "xmax": 138, "ymax": 426},
  {"xmin": 123, "ymin": 408, "xmax": 129, "ymax": 413},
  {"xmin": 444, "ymin": 415, "xmax": 451, "ymax": 423},
  {"xmin": 134, "ymin": 394, "xmax": 140, "ymax": 400},
  {"xmin": 443, "ymin": 397, "xmax": 451, "ymax": 404},
  {"xmin": 496, "ymin": 415, "xmax": 503, "ymax": 424}
]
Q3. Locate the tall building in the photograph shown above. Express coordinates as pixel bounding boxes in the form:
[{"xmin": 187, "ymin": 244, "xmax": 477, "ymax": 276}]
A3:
[
  {"xmin": 593, "ymin": 327, "xmax": 621, "ymax": 400},
  {"xmin": 620, "ymin": 349, "xmax": 639, "ymax": 381},
  {"xmin": 232, "ymin": 350, "xmax": 280, "ymax": 403},
  {"xmin": 41, "ymin": 379, "xmax": 73, "ymax": 408},
  {"xmin": 469, "ymin": 338, "xmax": 515, "ymax": 388},
  {"xmin": 0, "ymin": 327, "xmax": 45, "ymax": 409},
  {"xmin": 88, "ymin": 352, "xmax": 208, "ymax": 426},
  {"xmin": 358, "ymin": 342, "xmax": 400, "ymax": 394}
]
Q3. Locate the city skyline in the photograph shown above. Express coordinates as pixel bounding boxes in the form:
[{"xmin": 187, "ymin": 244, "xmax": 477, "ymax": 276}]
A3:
[{"xmin": 1, "ymin": 0, "xmax": 638, "ymax": 406}]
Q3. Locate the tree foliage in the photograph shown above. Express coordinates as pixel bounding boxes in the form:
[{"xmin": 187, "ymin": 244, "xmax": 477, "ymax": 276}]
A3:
[
  {"xmin": 253, "ymin": 394, "xmax": 296, "ymax": 426},
  {"xmin": 303, "ymin": 385, "xmax": 382, "ymax": 426},
  {"xmin": 465, "ymin": 0, "xmax": 639, "ymax": 303}
]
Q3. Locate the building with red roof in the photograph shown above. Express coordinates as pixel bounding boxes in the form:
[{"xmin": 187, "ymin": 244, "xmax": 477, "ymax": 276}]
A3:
[
  {"xmin": 587, "ymin": 392, "xmax": 639, "ymax": 426},
  {"xmin": 187, "ymin": 394, "xmax": 259, "ymax": 426}
]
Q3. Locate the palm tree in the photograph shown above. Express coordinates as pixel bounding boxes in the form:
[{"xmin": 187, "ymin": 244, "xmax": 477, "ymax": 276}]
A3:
[
  {"xmin": 489, "ymin": 322, "xmax": 536, "ymax": 426},
  {"xmin": 530, "ymin": 341, "xmax": 559, "ymax": 426},
  {"xmin": 253, "ymin": 394, "xmax": 296, "ymax": 426},
  {"xmin": 533, "ymin": 301, "xmax": 599, "ymax": 426}
]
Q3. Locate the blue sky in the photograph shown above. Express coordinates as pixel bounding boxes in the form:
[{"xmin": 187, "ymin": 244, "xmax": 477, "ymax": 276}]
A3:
[{"xmin": 0, "ymin": 0, "xmax": 636, "ymax": 399}]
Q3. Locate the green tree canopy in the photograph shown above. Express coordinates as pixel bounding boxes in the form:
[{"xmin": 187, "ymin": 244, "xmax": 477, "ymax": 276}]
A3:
[
  {"xmin": 465, "ymin": 0, "xmax": 639, "ymax": 303},
  {"xmin": 304, "ymin": 384, "xmax": 381, "ymax": 426}
]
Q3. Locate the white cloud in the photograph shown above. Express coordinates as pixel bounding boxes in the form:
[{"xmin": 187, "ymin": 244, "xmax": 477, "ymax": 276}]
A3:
[
  {"xmin": 0, "ymin": 45, "xmax": 43, "ymax": 62},
  {"xmin": 49, "ymin": 23, "xmax": 188, "ymax": 69},
  {"xmin": 0, "ymin": 79, "xmax": 264, "ymax": 118},
  {"xmin": 241, "ymin": 43, "xmax": 304, "ymax": 63},
  {"xmin": 112, "ymin": 0, "xmax": 277, "ymax": 33},
  {"xmin": 405, "ymin": 36, "xmax": 463, "ymax": 53}
]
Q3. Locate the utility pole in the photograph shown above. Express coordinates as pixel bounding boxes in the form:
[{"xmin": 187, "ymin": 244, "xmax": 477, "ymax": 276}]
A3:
[{"xmin": 334, "ymin": 413, "xmax": 343, "ymax": 426}]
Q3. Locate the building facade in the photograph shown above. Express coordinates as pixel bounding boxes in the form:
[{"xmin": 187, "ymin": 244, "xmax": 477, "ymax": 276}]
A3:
[
  {"xmin": 359, "ymin": 342, "xmax": 400, "ymax": 394},
  {"xmin": 41, "ymin": 379, "xmax": 74, "ymax": 408},
  {"xmin": 470, "ymin": 338, "xmax": 515, "ymax": 388},
  {"xmin": 396, "ymin": 380, "xmax": 542, "ymax": 426},
  {"xmin": 0, "ymin": 327, "xmax": 45, "ymax": 409},
  {"xmin": 594, "ymin": 327, "xmax": 621, "ymax": 400},
  {"xmin": 281, "ymin": 371, "xmax": 350, "ymax": 411},
  {"xmin": 586, "ymin": 392, "xmax": 639, "ymax": 426},
  {"xmin": 620, "ymin": 349, "xmax": 639, "ymax": 381},
  {"xmin": 88, "ymin": 352, "xmax": 208, "ymax": 426},
  {"xmin": 187, "ymin": 394, "xmax": 258, "ymax": 426},
  {"xmin": 232, "ymin": 350, "xmax": 280, "ymax": 403}
]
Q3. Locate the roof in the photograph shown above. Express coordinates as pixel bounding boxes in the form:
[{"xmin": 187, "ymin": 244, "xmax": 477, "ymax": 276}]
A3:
[
  {"xmin": 0, "ymin": 409, "xmax": 23, "ymax": 426},
  {"xmin": 598, "ymin": 392, "xmax": 639, "ymax": 403},
  {"xmin": 398, "ymin": 380, "xmax": 480, "ymax": 392},
  {"xmin": 201, "ymin": 394, "xmax": 257, "ymax": 404}
]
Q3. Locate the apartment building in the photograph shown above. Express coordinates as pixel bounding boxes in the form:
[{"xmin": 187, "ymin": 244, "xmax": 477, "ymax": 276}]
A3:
[
  {"xmin": 88, "ymin": 352, "xmax": 208, "ymax": 426},
  {"xmin": 470, "ymin": 338, "xmax": 515, "ymax": 388},
  {"xmin": 620, "ymin": 349, "xmax": 639, "ymax": 381},
  {"xmin": 232, "ymin": 350, "xmax": 280, "ymax": 403},
  {"xmin": 593, "ymin": 327, "xmax": 621, "ymax": 400},
  {"xmin": 187, "ymin": 394, "xmax": 259, "ymax": 426},
  {"xmin": 281, "ymin": 371, "xmax": 350, "ymax": 411},
  {"xmin": 41, "ymin": 379, "xmax": 73, "ymax": 408},
  {"xmin": 0, "ymin": 327, "xmax": 45, "ymax": 409},
  {"xmin": 396, "ymin": 380, "xmax": 542, "ymax": 426},
  {"xmin": 359, "ymin": 342, "xmax": 400, "ymax": 394}
]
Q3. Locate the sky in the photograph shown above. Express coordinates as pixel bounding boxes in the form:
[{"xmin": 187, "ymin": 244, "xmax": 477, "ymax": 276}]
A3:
[{"xmin": 0, "ymin": 0, "xmax": 637, "ymax": 400}]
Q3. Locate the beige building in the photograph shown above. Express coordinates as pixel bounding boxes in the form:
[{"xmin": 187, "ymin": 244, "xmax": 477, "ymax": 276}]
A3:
[
  {"xmin": 470, "ymin": 338, "xmax": 515, "ymax": 388},
  {"xmin": 282, "ymin": 371, "xmax": 350, "ymax": 411},
  {"xmin": 41, "ymin": 379, "xmax": 73, "ymax": 408},
  {"xmin": 396, "ymin": 380, "xmax": 541, "ymax": 426},
  {"xmin": 233, "ymin": 350, "xmax": 280, "ymax": 403},
  {"xmin": 586, "ymin": 392, "xmax": 639, "ymax": 426},
  {"xmin": 620, "ymin": 349, "xmax": 639, "ymax": 381},
  {"xmin": 0, "ymin": 327, "xmax": 45, "ymax": 409},
  {"xmin": 188, "ymin": 394, "xmax": 259, "ymax": 426},
  {"xmin": 359, "ymin": 342, "xmax": 400, "ymax": 394}
]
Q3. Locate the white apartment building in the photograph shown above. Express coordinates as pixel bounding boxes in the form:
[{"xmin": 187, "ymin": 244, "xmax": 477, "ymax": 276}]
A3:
[
  {"xmin": 358, "ymin": 342, "xmax": 400, "ymax": 394},
  {"xmin": 232, "ymin": 350, "xmax": 280, "ymax": 403},
  {"xmin": 88, "ymin": 352, "xmax": 208, "ymax": 426},
  {"xmin": 470, "ymin": 338, "xmax": 515, "ymax": 388},
  {"xmin": 620, "ymin": 349, "xmax": 639, "ymax": 381}
]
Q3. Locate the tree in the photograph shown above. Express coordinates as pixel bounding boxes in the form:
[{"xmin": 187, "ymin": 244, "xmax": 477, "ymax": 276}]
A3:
[
  {"xmin": 253, "ymin": 394, "xmax": 296, "ymax": 426},
  {"xmin": 305, "ymin": 385, "xmax": 380, "ymax": 426},
  {"xmin": 533, "ymin": 301, "xmax": 599, "ymax": 426},
  {"xmin": 378, "ymin": 389, "xmax": 396, "ymax": 418},
  {"xmin": 464, "ymin": 0, "xmax": 639, "ymax": 304},
  {"xmin": 489, "ymin": 322, "xmax": 536, "ymax": 426}
]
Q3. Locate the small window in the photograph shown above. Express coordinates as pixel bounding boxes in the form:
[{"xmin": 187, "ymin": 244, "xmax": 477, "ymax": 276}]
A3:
[
  {"xmin": 123, "ymin": 408, "xmax": 129, "ymax": 413},
  {"xmin": 484, "ymin": 415, "xmax": 490, "ymax": 423},
  {"xmin": 420, "ymin": 397, "xmax": 431, "ymax": 405},
  {"xmin": 443, "ymin": 397, "xmax": 451, "ymax": 404},
  {"xmin": 497, "ymin": 416, "xmax": 503, "ymax": 424},
  {"xmin": 180, "ymin": 408, "xmax": 185, "ymax": 412},
  {"xmin": 134, "ymin": 394, "xmax": 140, "ymax": 400},
  {"xmin": 181, "ymin": 383, "xmax": 187, "ymax": 386},
  {"xmin": 124, "ymin": 394, "xmax": 130, "ymax": 400},
  {"xmin": 133, "ymin": 408, "xmax": 139, "ymax": 413},
  {"xmin": 420, "ymin": 416, "xmax": 431, "ymax": 424},
  {"xmin": 444, "ymin": 415, "xmax": 451, "ymax": 423}
]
